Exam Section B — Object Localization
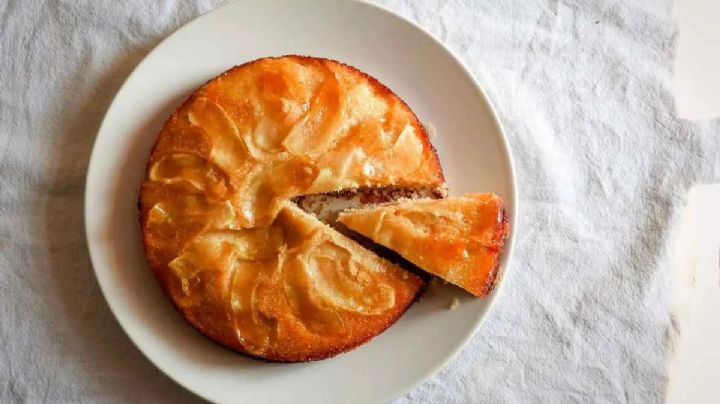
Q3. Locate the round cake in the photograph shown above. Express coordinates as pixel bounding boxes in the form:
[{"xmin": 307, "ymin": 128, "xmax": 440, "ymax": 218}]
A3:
[{"xmin": 139, "ymin": 56, "xmax": 445, "ymax": 361}]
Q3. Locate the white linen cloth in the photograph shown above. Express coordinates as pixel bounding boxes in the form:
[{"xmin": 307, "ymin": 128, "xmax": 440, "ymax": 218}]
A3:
[{"xmin": 1, "ymin": 0, "xmax": 718, "ymax": 402}]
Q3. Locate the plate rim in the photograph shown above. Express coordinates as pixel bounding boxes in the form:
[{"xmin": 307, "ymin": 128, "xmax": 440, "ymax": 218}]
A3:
[{"xmin": 84, "ymin": 0, "xmax": 518, "ymax": 402}]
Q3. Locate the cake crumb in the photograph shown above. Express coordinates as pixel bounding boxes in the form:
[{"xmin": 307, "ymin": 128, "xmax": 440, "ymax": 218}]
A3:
[
  {"xmin": 448, "ymin": 298, "xmax": 460, "ymax": 310},
  {"xmin": 401, "ymin": 272, "xmax": 409, "ymax": 279}
]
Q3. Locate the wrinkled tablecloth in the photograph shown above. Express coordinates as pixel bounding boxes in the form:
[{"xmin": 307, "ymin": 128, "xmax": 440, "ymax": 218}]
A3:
[{"xmin": 1, "ymin": 0, "xmax": 719, "ymax": 402}]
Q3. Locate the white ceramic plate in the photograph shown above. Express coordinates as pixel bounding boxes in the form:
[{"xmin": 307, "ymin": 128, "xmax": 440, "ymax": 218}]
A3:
[{"xmin": 84, "ymin": 0, "xmax": 517, "ymax": 402}]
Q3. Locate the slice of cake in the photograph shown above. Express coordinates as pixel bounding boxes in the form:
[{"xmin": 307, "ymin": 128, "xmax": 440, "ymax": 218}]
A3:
[{"xmin": 337, "ymin": 193, "xmax": 509, "ymax": 297}]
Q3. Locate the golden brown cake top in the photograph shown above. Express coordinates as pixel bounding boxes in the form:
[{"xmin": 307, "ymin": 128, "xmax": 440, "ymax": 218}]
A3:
[
  {"xmin": 159, "ymin": 202, "xmax": 423, "ymax": 361},
  {"xmin": 147, "ymin": 55, "xmax": 444, "ymax": 229},
  {"xmin": 140, "ymin": 56, "xmax": 443, "ymax": 361},
  {"xmin": 337, "ymin": 193, "xmax": 509, "ymax": 297}
]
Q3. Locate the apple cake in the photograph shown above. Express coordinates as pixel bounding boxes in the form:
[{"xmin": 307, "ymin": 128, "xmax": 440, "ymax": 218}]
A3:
[{"xmin": 139, "ymin": 56, "xmax": 446, "ymax": 361}]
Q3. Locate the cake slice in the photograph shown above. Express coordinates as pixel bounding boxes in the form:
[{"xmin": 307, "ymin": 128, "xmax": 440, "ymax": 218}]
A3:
[{"xmin": 337, "ymin": 193, "xmax": 509, "ymax": 297}]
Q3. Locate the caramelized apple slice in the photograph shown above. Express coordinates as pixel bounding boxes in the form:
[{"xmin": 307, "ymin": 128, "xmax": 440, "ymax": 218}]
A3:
[
  {"xmin": 288, "ymin": 232, "xmax": 395, "ymax": 314},
  {"xmin": 282, "ymin": 66, "xmax": 341, "ymax": 156},
  {"xmin": 187, "ymin": 96, "xmax": 249, "ymax": 176},
  {"xmin": 168, "ymin": 229, "xmax": 284, "ymax": 350},
  {"xmin": 232, "ymin": 158, "xmax": 319, "ymax": 228},
  {"xmin": 142, "ymin": 189, "xmax": 237, "ymax": 266},
  {"xmin": 148, "ymin": 153, "xmax": 228, "ymax": 199}
]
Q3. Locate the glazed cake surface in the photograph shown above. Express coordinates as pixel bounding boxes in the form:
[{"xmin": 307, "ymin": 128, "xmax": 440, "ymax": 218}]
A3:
[
  {"xmin": 139, "ymin": 55, "xmax": 444, "ymax": 361},
  {"xmin": 338, "ymin": 193, "xmax": 509, "ymax": 297}
]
